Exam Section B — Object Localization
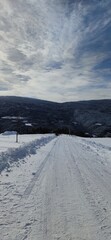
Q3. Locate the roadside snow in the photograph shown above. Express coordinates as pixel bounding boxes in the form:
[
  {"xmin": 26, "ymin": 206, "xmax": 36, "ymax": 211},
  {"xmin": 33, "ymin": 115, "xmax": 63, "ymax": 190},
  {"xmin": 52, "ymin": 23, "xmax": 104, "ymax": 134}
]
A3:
[
  {"xmin": 0, "ymin": 134, "xmax": 56, "ymax": 172},
  {"xmin": 0, "ymin": 134, "xmax": 53, "ymax": 153},
  {"xmin": 76, "ymin": 136, "xmax": 111, "ymax": 165},
  {"xmin": 80, "ymin": 137, "xmax": 111, "ymax": 149}
]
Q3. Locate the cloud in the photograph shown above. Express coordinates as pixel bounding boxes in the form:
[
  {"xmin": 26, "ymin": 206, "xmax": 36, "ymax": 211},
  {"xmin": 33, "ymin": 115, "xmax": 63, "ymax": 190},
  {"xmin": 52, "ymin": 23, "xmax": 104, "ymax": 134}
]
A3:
[
  {"xmin": 0, "ymin": 0, "xmax": 111, "ymax": 102},
  {"xmin": 15, "ymin": 74, "xmax": 31, "ymax": 82},
  {"xmin": 8, "ymin": 48, "xmax": 27, "ymax": 63}
]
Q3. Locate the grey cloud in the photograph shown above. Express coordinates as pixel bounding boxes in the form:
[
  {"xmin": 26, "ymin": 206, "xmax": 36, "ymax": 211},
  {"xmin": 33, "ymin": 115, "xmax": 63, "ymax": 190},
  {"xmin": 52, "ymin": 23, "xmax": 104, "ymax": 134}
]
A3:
[
  {"xmin": 0, "ymin": 62, "xmax": 13, "ymax": 75},
  {"xmin": 46, "ymin": 61, "xmax": 63, "ymax": 70},
  {"xmin": 8, "ymin": 48, "xmax": 27, "ymax": 63},
  {"xmin": 16, "ymin": 74, "xmax": 31, "ymax": 82},
  {"xmin": 7, "ymin": 48, "xmax": 35, "ymax": 71},
  {"xmin": 1, "ymin": 68, "xmax": 13, "ymax": 75},
  {"xmin": 0, "ymin": 81, "xmax": 11, "ymax": 91},
  {"xmin": 0, "ymin": 86, "xmax": 9, "ymax": 91},
  {"xmin": 0, "ymin": 16, "xmax": 12, "ymax": 31}
]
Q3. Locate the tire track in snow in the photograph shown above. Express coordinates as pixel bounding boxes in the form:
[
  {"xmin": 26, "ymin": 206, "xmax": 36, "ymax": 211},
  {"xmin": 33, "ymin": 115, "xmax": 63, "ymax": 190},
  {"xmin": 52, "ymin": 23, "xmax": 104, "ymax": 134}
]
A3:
[
  {"xmin": 14, "ymin": 138, "xmax": 58, "ymax": 240},
  {"xmin": 68, "ymin": 137, "xmax": 111, "ymax": 239},
  {"xmin": 22, "ymin": 138, "xmax": 57, "ymax": 199},
  {"xmin": 41, "ymin": 137, "xmax": 61, "ymax": 240},
  {"xmin": 40, "ymin": 136, "xmax": 97, "ymax": 240}
]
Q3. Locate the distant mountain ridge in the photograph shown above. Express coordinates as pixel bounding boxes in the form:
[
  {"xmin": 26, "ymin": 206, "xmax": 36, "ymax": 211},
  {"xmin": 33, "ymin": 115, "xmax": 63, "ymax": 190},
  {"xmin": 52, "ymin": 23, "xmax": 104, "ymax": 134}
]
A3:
[{"xmin": 0, "ymin": 96, "xmax": 111, "ymax": 137}]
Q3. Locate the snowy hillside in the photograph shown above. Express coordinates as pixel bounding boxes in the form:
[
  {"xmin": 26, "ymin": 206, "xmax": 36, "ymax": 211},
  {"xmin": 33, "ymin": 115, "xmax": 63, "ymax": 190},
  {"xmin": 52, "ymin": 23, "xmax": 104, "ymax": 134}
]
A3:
[
  {"xmin": 0, "ymin": 96, "xmax": 111, "ymax": 137},
  {"xmin": 0, "ymin": 134, "xmax": 111, "ymax": 240}
]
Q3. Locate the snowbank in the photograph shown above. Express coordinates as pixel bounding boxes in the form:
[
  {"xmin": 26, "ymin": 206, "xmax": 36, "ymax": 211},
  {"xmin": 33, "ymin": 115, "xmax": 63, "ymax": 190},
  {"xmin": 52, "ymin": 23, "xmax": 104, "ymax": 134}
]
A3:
[{"xmin": 0, "ymin": 135, "xmax": 55, "ymax": 172}]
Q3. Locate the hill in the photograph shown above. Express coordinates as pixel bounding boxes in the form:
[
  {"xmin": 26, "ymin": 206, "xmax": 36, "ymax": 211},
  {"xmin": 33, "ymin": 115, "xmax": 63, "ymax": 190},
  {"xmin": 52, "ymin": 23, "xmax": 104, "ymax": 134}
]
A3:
[{"xmin": 0, "ymin": 96, "xmax": 111, "ymax": 137}]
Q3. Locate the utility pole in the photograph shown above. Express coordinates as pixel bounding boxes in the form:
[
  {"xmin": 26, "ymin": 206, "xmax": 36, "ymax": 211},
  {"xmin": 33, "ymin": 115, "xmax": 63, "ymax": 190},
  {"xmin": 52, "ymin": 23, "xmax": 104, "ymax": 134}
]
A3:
[
  {"xmin": 16, "ymin": 131, "xmax": 18, "ymax": 143},
  {"xmin": 15, "ymin": 116, "xmax": 20, "ymax": 143},
  {"xmin": 68, "ymin": 126, "xmax": 70, "ymax": 135}
]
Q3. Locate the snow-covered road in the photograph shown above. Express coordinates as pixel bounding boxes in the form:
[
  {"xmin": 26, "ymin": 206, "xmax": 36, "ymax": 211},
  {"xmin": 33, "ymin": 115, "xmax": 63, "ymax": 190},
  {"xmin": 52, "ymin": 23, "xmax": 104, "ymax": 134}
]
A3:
[{"xmin": 1, "ymin": 135, "xmax": 111, "ymax": 240}]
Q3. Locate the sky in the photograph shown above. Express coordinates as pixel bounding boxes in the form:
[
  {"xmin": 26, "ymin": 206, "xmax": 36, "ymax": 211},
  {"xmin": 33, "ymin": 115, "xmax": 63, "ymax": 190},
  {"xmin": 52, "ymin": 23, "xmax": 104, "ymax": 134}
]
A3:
[{"xmin": 0, "ymin": 0, "xmax": 111, "ymax": 102}]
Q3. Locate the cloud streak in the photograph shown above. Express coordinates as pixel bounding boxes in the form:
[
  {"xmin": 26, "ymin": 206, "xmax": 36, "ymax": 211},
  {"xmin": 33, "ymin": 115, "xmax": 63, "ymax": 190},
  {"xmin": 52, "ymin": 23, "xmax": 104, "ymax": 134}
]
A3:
[{"xmin": 0, "ymin": 0, "xmax": 111, "ymax": 102}]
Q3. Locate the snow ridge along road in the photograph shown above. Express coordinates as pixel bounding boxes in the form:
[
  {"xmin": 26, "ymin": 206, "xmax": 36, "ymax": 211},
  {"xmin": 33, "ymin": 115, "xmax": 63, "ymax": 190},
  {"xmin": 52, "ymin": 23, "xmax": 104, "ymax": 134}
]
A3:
[
  {"xmin": 0, "ymin": 135, "xmax": 55, "ymax": 172},
  {"xmin": 1, "ymin": 135, "xmax": 111, "ymax": 240}
]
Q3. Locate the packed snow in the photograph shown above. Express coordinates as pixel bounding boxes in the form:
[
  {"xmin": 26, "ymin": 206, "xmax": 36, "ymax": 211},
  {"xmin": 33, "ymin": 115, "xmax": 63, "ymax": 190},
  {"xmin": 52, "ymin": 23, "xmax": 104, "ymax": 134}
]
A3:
[{"xmin": 0, "ymin": 134, "xmax": 111, "ymax": 240}]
